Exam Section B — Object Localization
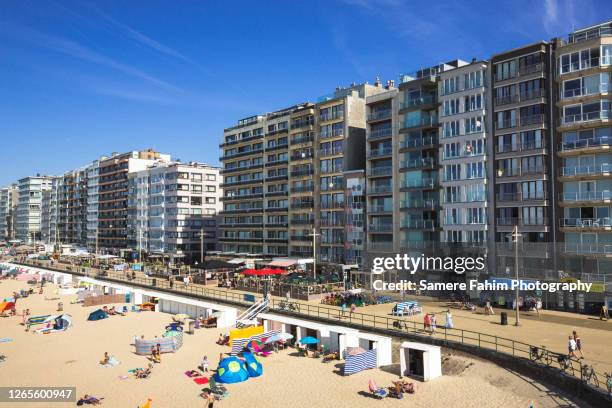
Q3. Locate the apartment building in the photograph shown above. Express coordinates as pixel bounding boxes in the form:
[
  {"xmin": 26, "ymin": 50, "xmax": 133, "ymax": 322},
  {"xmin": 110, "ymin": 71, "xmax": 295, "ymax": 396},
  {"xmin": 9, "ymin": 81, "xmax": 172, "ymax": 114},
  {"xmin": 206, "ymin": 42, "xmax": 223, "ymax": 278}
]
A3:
[
  {"xmin": 97, "ymin": 150, "xmax": 171, "ymax": 254},
  {"xmin": 15, "ymin": 175, "xmax": 54, "ymax": 243},
  {"xmin": 439, "ymin": 60, "xmax": 490, "ymax": 244},
  {"xmin": 555, "ymin": 22, "xmax": 612, "ymax": 264},
  {"xmin": 55, "ymin": 168, "xmax": 88, "ymax": 245},
  {"xmin": 40, "ymin": 179, "xmax": 59, "ymax": 244},
  {"xmin": 344, "ymin": 169, "xmax": 366, "ymax": 268},
  {"xmin": 0, "ymin": 184, "xmax": 18, "ymax": 241},
  {"xmin": 127, "ymin": 161, "xmax": 222, "ymax": 262},
  {"xmin": 220, "ymin": 83, "xmax": 387, "ymax": 267},
  {"xmin": 86, "ymin": 160, "xmax": 100, "ymax": 252}
]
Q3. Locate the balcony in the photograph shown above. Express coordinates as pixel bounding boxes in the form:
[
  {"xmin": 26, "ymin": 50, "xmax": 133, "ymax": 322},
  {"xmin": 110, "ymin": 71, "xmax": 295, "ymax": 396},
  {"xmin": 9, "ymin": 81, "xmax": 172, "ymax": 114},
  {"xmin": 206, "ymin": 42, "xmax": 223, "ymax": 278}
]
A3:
[
  {"xmin": 401, "ymin": 178, "xmax": 437, "ymax": 190},
  {"xmin": 265, "ymin": 206, "xmax": 288, "ymax": 212},
  {"xmin": 560, "ymin": 111, "xmax": 611, "ymax": 128},
  {"xmin": 291, "ymin": 135, "xmax": 314, "ymax": 145},
  {"xmin": 496, "ymin": 89, "xmax": 545, "ymax": 106},
  {"xmin": 400, "ymin": 136, "xmax": 437, "ymax": 150},
  {"xmin": 220, "ymin": 148, "xmax": 263, "ymax": 161},
  {"xmin": 290, "ymin": 169, "xmax": 313, "ymax": 178},
  {"xmin": 368, "ymin": 109, "xmax": 392, "ymax": 122},
  {"xmin": 496, "ymin": 217, "xmax": 548, "ymax": 227},
  {"xmin": 291, "ymin": 185, "xmax": 314, "ymax": 193},
  {"xmin": 320, "ymin": 129, "xmax": 344, "ymax": 139},
  {"xmin": 520, "ymin": 114, "xmax": 545, "ymax": 127},
  {"xmin": 266, "ymin": 142, "xmax": 289, "ymax": 151},
  {"xmin": 290, "ymin": 152, "xmax": 313, "ymax": 161},
  {"xmin": 561, "ymin": 190, "xmax": 612, "ymax": 203},
  {"xmin": 496, "ymin": 165, "xmax": 546, "ymax": 179},
  {"xmin": 368, "ymin": 167, "xmax": 393, "ymax": 177},
  {"xmin": 400, "ymin": 96, "xmax": 436, "ymax": 110},
  {"xmin": 441, "ymin": 150, "xmax": 485, "ymax": 161},
  {"xmin": 291, "ymin": 202, "xmax": 314, "ymax": 209},
  {"xmin": 320, "ymin": 147, "xmax": 344, "ymax": 157},
  {"xmin": 320, "ymin": 218, "xmax": 345, "ymax": 227},
  {"xmin": 368, "ymin": 223, "xmax": 393, "ymax": 232},
  {"xmin": 401, "ymin": 219, "xmax": 439, "ymax": 229},
  {"xmin": 400, "ymin": 199, "xmax": 439, "ymax": 210},
  {"xmin": 400, "ymin": 157, "xmax": 436, "ymax": 170},
  {"xmin": 565, "ymin": 26, "xmax": 612, "ymax": 44},
  {"xmin": 291, "ymin": 119, "xmax": 314, "ymax": 130},
  {"xmin": 220, "ymin": 133, "xmax": 264, "ymax": 147},
  {"xmin": 369, "ymin": 184, "xmax": 393, "ymax": 194},
  {"xmin": 560, "ymin": 85, "xmax": 610, "ymax": 100},
  {"xmin": 320, "ymin": 111, "xmax": 345, "ymax": 122},
  {"xmin": 369, "ymin": 205, "xmax": 392, "ymax": 214},
  {"xmin": 367, "ymin": 242, "xmax": 394, "ymax": 251},
  {"xmin": 368, "ymin": 147, "xmax": 392, "ymax": 158},
  {"xmin": 496, "ymin": 192, "xmax": 546, "ymax": 203},
  {"xmin": 291, "ymin": 217, "xmax": 314, "ymax": 225},
  {"xmin": 290, "ymin": 235, "xmax": 311, "ymax": 242},
  {"xmin": 496, "ymin": 140, "xmax": 546, "ymax": 154},
  {"xmin": 560, "ymin": 218, "xmax": 612, "ymax": 230},
  {"xmin": 264, "ymin": 159, "xmax": 288, "ymax": 167},
  {"xmin": 400, "ymin": 116, "xmax": 438, "ymax": 130},
  {"xmin": 559, "ymin": 163, "xmax": 611, "ymax": 179},
  {"xmin": 368, "ymin": 128, "xmax": 392, "ymax": 140},
  {"xmin": 564, "ymin": 242, "xmax": 612, "ymax": 255},
  {"xmin": 320, "ymin": 201, "xmax": 345, "ymax": 209},
  {"xmin": 559, "ymin": 136, "xmax": 611, "ymax": 153}
]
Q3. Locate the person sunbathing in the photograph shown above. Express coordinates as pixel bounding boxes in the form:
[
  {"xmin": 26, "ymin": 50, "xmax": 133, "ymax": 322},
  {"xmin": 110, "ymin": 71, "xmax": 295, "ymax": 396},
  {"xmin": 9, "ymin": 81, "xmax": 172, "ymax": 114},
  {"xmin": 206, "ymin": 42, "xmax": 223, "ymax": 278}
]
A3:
[
  {"xmin": 76, "ymin": 394, "xmax": 103, "ymax": 405},
  {"xmin": 99, "ymin": 352, "xmax": 110, "ymax": 365}
]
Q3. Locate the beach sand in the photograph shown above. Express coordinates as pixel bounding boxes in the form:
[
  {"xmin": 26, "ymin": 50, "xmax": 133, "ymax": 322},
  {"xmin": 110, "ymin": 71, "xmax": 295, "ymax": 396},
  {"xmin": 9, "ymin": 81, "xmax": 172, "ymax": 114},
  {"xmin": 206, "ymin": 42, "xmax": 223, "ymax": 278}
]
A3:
[{"xmin": 0, "ymin": 279, "xmax": 593, "ymax": 408}]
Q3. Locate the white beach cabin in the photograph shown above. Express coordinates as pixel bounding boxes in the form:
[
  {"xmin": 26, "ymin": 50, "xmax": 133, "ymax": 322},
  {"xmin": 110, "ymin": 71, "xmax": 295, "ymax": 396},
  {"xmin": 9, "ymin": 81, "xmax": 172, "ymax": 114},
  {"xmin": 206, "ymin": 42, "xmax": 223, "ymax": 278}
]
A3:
[{"xmin": 399, "ymin": 341, "xmax": 442, "ymax": 381}]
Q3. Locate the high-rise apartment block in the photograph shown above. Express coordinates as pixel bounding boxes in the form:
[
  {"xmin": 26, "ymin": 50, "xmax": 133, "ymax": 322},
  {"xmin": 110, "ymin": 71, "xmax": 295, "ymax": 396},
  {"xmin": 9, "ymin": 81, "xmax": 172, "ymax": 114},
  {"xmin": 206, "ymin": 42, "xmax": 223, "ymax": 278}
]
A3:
[
  {"xmin": 127, "ymin": 161, "xmax": 222, "ymax": 262},
  {"xmin": 219, "ymin": 83, "xmax": 388, "ymax": 267},
  {"xmin": 15, "ymin": 176, "xmax": 54, "ymax": 243},
  {"xmin": 0, "ymin": 184, "xmax": 18, "ymax": 241}
]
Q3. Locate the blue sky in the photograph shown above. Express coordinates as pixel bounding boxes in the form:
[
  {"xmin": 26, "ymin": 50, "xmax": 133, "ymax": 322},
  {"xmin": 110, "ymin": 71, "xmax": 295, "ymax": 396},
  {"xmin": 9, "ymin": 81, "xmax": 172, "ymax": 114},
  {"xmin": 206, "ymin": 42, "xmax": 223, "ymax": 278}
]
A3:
[{"xmin": 0, "ymin": 0, "xmax": 609, "ymax": 186}]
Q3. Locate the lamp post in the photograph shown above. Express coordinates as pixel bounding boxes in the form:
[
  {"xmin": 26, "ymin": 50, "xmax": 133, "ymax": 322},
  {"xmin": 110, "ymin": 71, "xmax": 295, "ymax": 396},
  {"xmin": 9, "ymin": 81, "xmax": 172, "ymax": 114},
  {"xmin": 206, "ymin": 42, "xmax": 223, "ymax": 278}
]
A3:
[
  {"xmin": 309, "ymin": 227, "xmax": 320, "ymax": 279},
  {"xmin": 508, "ymin": 225, "xmax": 522, "ymax": 326}
]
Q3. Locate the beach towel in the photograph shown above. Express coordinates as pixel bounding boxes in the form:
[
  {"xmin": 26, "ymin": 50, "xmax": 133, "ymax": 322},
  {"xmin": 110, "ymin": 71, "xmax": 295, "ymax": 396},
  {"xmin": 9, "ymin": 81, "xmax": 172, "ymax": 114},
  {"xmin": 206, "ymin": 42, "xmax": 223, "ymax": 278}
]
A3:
[
  {"xmin": 193, "ymin": 377, "xmax": 209, "ymax": 385},
  {"xmin": 102, "ymin": 356, "xmax": 120, "ymax": 367},
  {"xmin": 184, "ymin": 370, "xmax": 201, "ymax": 378},
  {"xmin": 0, "ymin": 338, "xmax": 13, "ymax": 343},
  {"xmin": 128, "ymin": 368, "xmax": 143, "ymax": 373}
]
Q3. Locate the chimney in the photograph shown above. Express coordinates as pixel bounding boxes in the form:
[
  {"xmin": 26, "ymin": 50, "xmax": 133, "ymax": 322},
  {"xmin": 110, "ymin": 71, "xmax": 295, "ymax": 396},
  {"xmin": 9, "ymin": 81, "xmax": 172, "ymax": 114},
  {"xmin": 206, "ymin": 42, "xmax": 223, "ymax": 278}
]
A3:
[{"xmin": 471, "ymin": 57, "xmax": 477, "ymax": 63}]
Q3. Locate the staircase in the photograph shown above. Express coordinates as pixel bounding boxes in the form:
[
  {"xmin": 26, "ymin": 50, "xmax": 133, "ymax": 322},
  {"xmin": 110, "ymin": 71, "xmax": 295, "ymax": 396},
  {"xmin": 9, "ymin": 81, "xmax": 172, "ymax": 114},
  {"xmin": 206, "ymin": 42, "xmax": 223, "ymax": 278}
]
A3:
[{"xmin": 236, "ymin": 298, "xmax": 269, "ymax": 328}]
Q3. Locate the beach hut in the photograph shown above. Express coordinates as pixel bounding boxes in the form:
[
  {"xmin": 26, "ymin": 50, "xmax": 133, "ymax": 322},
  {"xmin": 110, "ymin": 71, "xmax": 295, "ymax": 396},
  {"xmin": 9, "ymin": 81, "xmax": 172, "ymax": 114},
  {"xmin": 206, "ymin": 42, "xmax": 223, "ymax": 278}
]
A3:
[
  {"xmin": 243, "ymin": 352, "xmax": 263, "ymax": 377},
  {"xmin": 399, "ymin": 342, "xmax": 441, "ymax": 381},
  {"xmin": 88, "ymin": 309, "xmax": 108, "ymax": 321},
  {"xmin": 215, "ymin": 356, "xmax": 249, "ymax": 384}
]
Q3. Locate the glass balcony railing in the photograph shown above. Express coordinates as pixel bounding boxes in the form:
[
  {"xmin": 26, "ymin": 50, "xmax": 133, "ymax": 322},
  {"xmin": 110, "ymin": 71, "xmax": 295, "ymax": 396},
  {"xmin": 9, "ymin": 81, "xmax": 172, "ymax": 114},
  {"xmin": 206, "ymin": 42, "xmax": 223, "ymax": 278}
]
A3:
[
  {"xmin": 559, "ymin": 163, "xmax": 611, "ymax": 177},
  {"xmin": 560, "ymin": 136, "xmax": 611, "ymax": 151},
  {"xmin": 496, "ymin": 217, "xmax": 547, "ymax": 226},
  {"xmin": 368, "ymin": 167, "xmax": 393, "ymax": 177},
  {"xmin": 400, "ymin": 157, "xmax": 436, "ymax": 170},
  {"xmin": 560, "ymin": 218, "xmax": 612, "ymax": 228},
  {"xmin": 401, "ymin": 219, "xmax": 439, "ymax": 229},
  {"xmin": 402, "ymin": 178, "xmax": 437, "ymax": 189},
  {"xmin": 400, "ymin": 136, "xmax": 437, "ymax": 149},
  {"xmin": 561, "ymin": 84, "xmax": 610, "ymax": 99},
  {"xmin": 496, "ymin": 192, "xmax": 545, "ymax": 202},
  {"xmin": 368, "ymin": 128, "xmax": 392, "ymax": 140},
  {"xmin": 400, "ymin": 96, "xmax": 436, "ymax": 109},
  {"xmin": 400, "ymin": 199, "xmax": 439, "ymax": 209},
  {"xmin": 561, "ymin": 111, "xmax": 611, "ymax": 125},
  {"xmin": 368, "ymin": 147, "xmax": 392, "ymax": 158},
  {"xmin": 561, "ymin": 190, "xmax": 612, "ymax": 201},
  {"xmin": 566, "ymin": 26, "xmax": 612, "ymax": 44},
  {"xmin": 402, "ymin": 115, "xmax": 438, "ymax": 129},
  {"xmin": 369, "ymin": 205, "xmax": 392, "ymax": 213},
  {"xmin": 369, "ymin": 184, "xmax": 392, "ymax": 194},
  {"xmin": 368, "ymin": 223, "xmax": 393, "ymax": 232},
  {"xmin": 564, "ymin": 242, "xmax": 612, "ymax": 255},
  {"xmin": 368, "ymin": 109, "xmax": 392, "ymax": 121}
]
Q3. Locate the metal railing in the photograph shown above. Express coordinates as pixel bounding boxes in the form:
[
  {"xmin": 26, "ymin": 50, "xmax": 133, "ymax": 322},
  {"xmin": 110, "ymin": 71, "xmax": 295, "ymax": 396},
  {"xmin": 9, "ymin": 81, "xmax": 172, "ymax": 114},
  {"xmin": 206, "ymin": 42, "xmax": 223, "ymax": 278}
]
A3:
[
  {"xmin": 13, "ymin": 259, "xmax": 612, "ymax": 396},
  {"xmin": 560, "ymin": 136, "xmax": 611, "ymax": 151}
]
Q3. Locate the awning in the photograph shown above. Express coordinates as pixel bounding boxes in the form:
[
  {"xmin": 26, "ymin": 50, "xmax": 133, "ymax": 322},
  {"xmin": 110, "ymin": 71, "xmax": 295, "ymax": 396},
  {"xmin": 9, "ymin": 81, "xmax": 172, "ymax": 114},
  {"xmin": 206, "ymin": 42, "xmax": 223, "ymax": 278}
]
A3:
[
  {"xmin": 228, "ymin": 258, "xmax": 247, "ymax": 265},
  {"xmin": 191, "ymin": 260, "xmax": 237, "ymax": 270},
  {"xmin": 267, "ymin": 259, "xmax": 297, "ymax": 268}
]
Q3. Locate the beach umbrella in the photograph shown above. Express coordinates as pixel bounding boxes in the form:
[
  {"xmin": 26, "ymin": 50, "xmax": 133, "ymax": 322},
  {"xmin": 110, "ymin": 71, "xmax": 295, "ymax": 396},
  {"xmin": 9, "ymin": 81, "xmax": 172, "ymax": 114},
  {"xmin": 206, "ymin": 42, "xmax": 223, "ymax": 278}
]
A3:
[
  {"xmin": 246, "ymin": 339, "xmax": 262, "ymax": 349},
  {"xmin": 299, "ymin": 336, "xmax": 319, "ymax": 344},
  {"xmin": 346, "ymin": 347, "xmax": 367, "ymax": 356},
  {"xmin": 278, "ymin": 333, "xmax": 294, "ymax": 340},
  {"xmin": 264, "ymin": 334, "xmax": 282, "ymax": 344},
  {"xmin": 215, "ymin": 356, "xmax": 249, "ymax": 384},
  {"xmin": 243, "ymin": 352, "xmax": 263, "ymax": 377}
]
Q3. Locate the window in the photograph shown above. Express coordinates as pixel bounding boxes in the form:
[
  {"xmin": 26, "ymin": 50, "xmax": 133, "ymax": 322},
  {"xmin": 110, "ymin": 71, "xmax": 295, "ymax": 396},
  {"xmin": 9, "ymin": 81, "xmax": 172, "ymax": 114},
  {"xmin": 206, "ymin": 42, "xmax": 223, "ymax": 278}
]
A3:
[
  {"xmin": 495, "ymin": 59, "xmax": 517, "ymax": 81},
  {"xmin": 191, "ymin": 197, "xmax": 202, "ymax": 206}
]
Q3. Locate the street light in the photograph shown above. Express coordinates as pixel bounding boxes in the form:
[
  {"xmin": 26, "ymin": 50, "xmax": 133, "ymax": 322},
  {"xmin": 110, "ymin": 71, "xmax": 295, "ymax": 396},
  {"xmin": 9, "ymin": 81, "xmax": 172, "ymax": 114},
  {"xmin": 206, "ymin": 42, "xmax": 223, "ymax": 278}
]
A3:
[
  {"xmin": 507, "ymin": 225, "xmax": 522, "ymax": 326},
  {"xmin": 308, "ymin": 227, "xmax": 320, "ymax": 279}
]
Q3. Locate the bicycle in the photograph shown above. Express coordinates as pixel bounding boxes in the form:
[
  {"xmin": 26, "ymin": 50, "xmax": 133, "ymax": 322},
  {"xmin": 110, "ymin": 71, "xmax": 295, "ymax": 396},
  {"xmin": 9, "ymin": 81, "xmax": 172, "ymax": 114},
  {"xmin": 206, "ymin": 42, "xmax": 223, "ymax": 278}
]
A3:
[
  {"xmin": 581, "ymin": 364, "xmax": 599, "ymax": 388},
  {"xmin": 555, "ymin": 354, "xmax": 572, "ymax": 372},
  {"xmin": 278, "ymin": 300, "xmax": 300, "ymax": 313},
  {"xmin": 529, "ymin": 345, "xmax": 553, "ymax": 365},
  {"xmin": 605, "ymin": 372, "xmax": 612, "ymax": 395}
]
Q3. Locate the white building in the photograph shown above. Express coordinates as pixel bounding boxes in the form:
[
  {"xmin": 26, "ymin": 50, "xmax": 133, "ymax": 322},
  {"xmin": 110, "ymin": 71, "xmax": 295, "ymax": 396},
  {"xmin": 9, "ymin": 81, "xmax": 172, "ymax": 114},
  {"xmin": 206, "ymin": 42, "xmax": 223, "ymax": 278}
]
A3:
[
  {"xmin": 127, "ymin": 161, "xmax": 222, "ymax": 262},
  {"xmin": 15, "ymin": 176, "xmax": 54, "ymax": 243},
  {"xmin": 438, "ymin": 60, "xmax": 489, "ymax": 244}
]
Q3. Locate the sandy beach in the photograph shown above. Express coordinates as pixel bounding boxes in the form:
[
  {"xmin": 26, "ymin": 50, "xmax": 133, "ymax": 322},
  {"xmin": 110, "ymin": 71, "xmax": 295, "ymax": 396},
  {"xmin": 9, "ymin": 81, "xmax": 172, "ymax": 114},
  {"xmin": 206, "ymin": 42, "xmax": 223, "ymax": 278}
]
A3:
[{"xmin": 0, "ymin": 279, "xmax": 595, "ymax": 408}]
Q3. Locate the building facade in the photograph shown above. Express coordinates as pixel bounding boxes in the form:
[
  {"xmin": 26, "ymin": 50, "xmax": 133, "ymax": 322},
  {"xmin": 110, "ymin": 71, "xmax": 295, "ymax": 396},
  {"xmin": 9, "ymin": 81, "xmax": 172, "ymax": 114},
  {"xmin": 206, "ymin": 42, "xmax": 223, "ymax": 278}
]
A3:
[
  {"xmin": 127, "ymin": 161, "xmax": 222, "ymax": 262},
  {"xmin": 220, "ymin": 83, "xmax": 387, "ymax": 267},
  {"xmin": 0, "ymin": 184, "xmax": 18, "ymax": 241},
  {"xmin": 15, "ymin": 176, "xmax": 54, "ymax": 243}
]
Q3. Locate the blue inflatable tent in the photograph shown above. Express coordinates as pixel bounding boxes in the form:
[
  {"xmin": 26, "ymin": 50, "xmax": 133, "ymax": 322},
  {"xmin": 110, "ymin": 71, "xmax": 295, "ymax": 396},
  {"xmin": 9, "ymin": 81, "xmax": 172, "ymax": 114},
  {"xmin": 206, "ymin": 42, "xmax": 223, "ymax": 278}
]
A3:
[
  {"xmin": 243, "ymin": 352, "xmax": 263, "ymax": 377},
  {"xmin": 88, "ymin": 309, "xmax": 108, "ymax": 321},
  {"xmin": 215, "ymin": 356, "xmax": 249, "ymax": 384}
]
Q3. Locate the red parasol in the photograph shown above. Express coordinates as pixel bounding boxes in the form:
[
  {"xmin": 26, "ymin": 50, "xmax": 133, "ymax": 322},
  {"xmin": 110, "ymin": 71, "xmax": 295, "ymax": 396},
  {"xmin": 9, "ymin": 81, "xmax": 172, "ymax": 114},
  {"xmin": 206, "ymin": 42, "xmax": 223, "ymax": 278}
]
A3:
[{"xmin": 242, "ymin": 268, "xmax": 287, "ymax": 276}]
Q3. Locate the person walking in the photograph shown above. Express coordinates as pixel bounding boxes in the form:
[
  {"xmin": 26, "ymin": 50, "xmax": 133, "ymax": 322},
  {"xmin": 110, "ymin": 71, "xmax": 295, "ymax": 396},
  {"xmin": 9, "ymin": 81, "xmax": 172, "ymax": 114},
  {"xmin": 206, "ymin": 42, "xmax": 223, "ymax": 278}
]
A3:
[
  {"xmin": 341, "ymin": 302, "xmax": 347, "ymax": 318},
  {"xmin": 349, "ymin": 303, "xmax": 356, "ymax": 318},
  {"xmin": 445, "ymin": 309, "xmax": 454, "ymax": 329},
  {"xmin": 200, "ymin": 355, "xmax": 209, "ymax": 372},
  {"xmin": 568, "ymin": 335, "xmax": 578, "ymax": 359},
  {"xmin": 423, "ymin": 313, "xmax": 431, "ymax": 333},
  {"xmin": 431, "ymin": 313, "xmax": 437, "ymax": 334},
  {"xmin": 572, "ymin": 331, "xmax": 584, "ymax": 359}
]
